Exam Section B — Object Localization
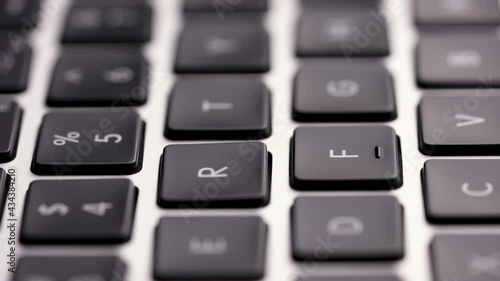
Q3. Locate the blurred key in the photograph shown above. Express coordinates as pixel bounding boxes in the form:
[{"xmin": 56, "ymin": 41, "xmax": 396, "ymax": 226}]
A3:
[
  {"xmin": 21, "ymin": 179, "xmax": 138, "ymax": 244},
  {"xmin": 431, "ymin": 235, "xmax": 500, "ymax": 281},
  {"xmin": 62, "ymin": 1, "xmax": 152, "ymax": 43},
  {"xmin": 175, "ymin": 25, "xmax": 270, "ymax": 73},
  {"xmin": 184, "ymin": 0, "xmax": 268, "ymax": 13},
  {"xmin": 14, "ymin": 257, "xmax": 127, "ymax": 281},
  {"xmin": 154, "ymin": 216, "xmax": 267, "ymax": 280},
  {"xmin": 48, "ymin": 52, "xmax": 148, "ymax": 107},
  {"xmin": 0, "ymin": 0, "xmax": 41, "ymax": 29},
  {"xmin": 415, "ymin": 0, "xmax": 500, "ymax": 25},
  {"xmin": 0, "ymin": 31, "xmax": 32, "ymax": 93},
  {"xmin": 297, "ymin": 277, "xmax": 401, "ymax": 281},
  {"xmin": 292, "ymin": 196, "xmax": 404, "ymax": 261},
  {"xmin": 297, "ymin": 12, "xmax": 389, "ymax": 57},
  {"xmin": 293, "ymin": 65, "xmax": 397, "ymax": 122},
  {"xmin": 0, "ymin": 101, "xmax": 21, "ymax": 162},
  {"xmin": 418, "ymin": 95, "xmax": 500, "ymax": 156},
  {"xmin": 165, "ymin": 76, "xmax": 271, "ymax": 140},
  {"xmin": 423, "ymin": 159, "xmax": 500, "ymax": 224},
  {"xmin": 417, "ymin": 34, "xmax": 500, "ymax": 87}
]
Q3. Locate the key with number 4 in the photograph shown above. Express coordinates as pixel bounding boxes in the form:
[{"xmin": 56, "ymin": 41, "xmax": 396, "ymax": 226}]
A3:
[
  {"xmin": 21, "ymin": 179, "xmax": 138, "ymax": 244},
  {"xmin": 31, "ymin": 109, "xmax": 145, "ymax": 175}
]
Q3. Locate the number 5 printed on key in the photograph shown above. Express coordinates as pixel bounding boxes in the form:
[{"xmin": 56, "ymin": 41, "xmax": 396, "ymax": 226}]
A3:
[{"xmin": 94, "ymin": 133, "xmax": 123, "ymax": 144}]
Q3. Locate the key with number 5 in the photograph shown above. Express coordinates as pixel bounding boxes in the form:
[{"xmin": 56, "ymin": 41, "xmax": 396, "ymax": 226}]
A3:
[{"xmin": 31, "ymin": 109, "xmax": 145, "ymax": 175}]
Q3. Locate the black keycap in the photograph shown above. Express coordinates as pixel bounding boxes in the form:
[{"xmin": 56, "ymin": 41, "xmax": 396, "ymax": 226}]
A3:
[
  {"xmin": 20, "ymin": 179, "xmax": 138, "ymax": 244},
  {"xmin": 418, "ymin": 94, "xmax": 500, "ymax": 156},
  {"xmin": 0, "ymin": 32, "xmax": 32, "ymax": 93},
  {"xmin": 297, "ymin": 277, "xmax": 400, "ymax": 281},
  {"xmin": 0, "ymin": 0, "xmax": 41, "ymax": 29},
  {"xmin": 158, "ymin": 142, "xmax": 271, "ymax": 208},
  {"xmin": 297, "ymin": 12, "xmax": 389, "ymax": 57},
  {"xmin": 423, "ymin": 159, "xmax": 500, "ymax": 224},
  {"xmin": 290, "ymin": 126, "xmax": 403, "ymax": 190},
  {"xmin": 165, "ymin": 77, "xmax": 271, "ymax": 140},
  {"xmin": 0, "ymin": 168, "xmax": 10, "ymax": 225},
  {"xmin": 47, "ymin": 53, "xmax": 148, "ymax": 107},
  {"xmin": 62, "ymin": 2, "xmax": 152, "ymax": 44},
  {"xmin": 292, "ymin": 196, "xmax": 404, "ymax": 261},
  {"xmin": 431, "ymin": 235, "xmax": 500, "ymax": 281},
  {"xmin": 293, "ymin": 65, "xmax": 397, "ymax": 122},
  {"xmin": 184, "ymin": 0, "xmax": 268, "ymax": 12},
  {"xmin": 301, "ymin": 0, "xmax": 381, "ymax": 10},
  {"xmin": 14, "ymin": 256, "xmax": 127, "ymax": 281},
  {"xmin": 175, "ymin": 25, "xmax": 270, "ymax": 73},
  {"xmin": 417, "ymin": 34, "xmax": 500, "ymax": 87},
  {"xmin": 31, "ymin": 110, "xmax": 145, "ymax": 175},
  {"xmin": 154, "ymin": 216, "xmax": 267, "ymax": 280},
  {"xmin": 0, "ymin": 101, "xmax": 22, "ymax": 162},
  {"xmin": 415, "ymin": 0, "xmax": 500, "ymax": 25}
]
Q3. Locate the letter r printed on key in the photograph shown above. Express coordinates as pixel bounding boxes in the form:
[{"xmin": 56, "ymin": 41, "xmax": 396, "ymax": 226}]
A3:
[{"xmin": 198, "ymin": 167, "xmax": 229, "ymax": 178}]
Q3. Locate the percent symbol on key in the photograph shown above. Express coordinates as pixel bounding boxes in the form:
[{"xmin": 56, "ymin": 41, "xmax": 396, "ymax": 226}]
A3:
[{"xmin": 53, "ymin": 131, "xmax": 81, "ymax": 146}]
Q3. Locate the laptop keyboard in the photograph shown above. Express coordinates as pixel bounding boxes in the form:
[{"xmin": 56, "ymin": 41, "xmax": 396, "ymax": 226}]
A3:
[{"xmin": 1, "ymin": 0, "xmax": 500, "ymax": 281}]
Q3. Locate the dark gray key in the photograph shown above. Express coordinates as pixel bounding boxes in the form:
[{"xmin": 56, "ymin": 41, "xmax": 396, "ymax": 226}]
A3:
[
  {"xmin": 158, "ymin": 142, "xmax": 271, "ymax": 208},
  {"xmin": 31, "ymin": 110, "xmax": 145, "ymax": 175},
  {"xmin": 47, "ymin": 53, "xmax": 148, "ymax": 107},
  {"xmin": 165, "ymin": 76, "xmax": 271, "ymax": 140},
  {"xmin": 0, "ymin": 0, "xmax": 41, "ymax": 29},
  {"xmin": 297, "ymin": 277, "xmax": 400, "ymax": 281},
  {"xmin": 0, "ymin": 32, "xmax": 32, "ymax": 93},
  {"xmin": 415, "ymin": 0, "xmax": 500, "ymax": 25},
  {"xmin": 431, "ymin": 235, "xmax": 500, "ymax": 281},
  {"xmin": 184, "ymin": 0, "xmax": 268, "ymax": 12},
  {"xmin": 297, "ymin": 12, "xmax": 389, "ymax": 57},
  {"xmin": 293, "ymin": 65, "xmax": 397, "ymax": 122},
  {"xmin": 423, "ymin": 159, "xmax": 500, "ymax": 224},
  {"xmin": 292, "ymin": 196, "xmax": 404, "ymax": 261},
  {"xmin": 154, "ymin": 216, "xmax": 267, "ymax": 280},
  {"xmin": 175, "ymin": 25, "xmax": 269, "ymax": 73},
  {"xmin": 291, "ymin": 126, "xmax": 402, "ymax": 190},
  {"xmin": 21, "ymin": 179, "xmax": 138, "ymax": 244},
  {"xmin": 0, "ymin": 101, "xmax": 22, "ymax": 162},
  {"xmin": 14, "ymin": 257, "xmax": 126, "ymax": 281},
  {"xmin": 418, "ymin": 95, "xmax": 500, "ymax": 156},
  {"xmin": 0, "ymin": 168, "xmax": 10, "ymax": 225},
  {"xmin": 62, "ymin": 2, "xmax": 152, "ymax": 43},
  {"xmin": 301, "ymin": 0, "xmax": 381, "ymax": 10},
  {"xmin": 417, "ymin": 34, "xmax": 500, "ymax": 87}
]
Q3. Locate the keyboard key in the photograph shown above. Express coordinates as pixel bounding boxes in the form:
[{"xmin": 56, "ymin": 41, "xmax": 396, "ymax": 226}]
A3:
[
  {"xmin": 0, "ymin": 0, "xmax": 41, "ymax": 29},
  {"xmin": 0, "ymin": 168, "xmax": 10, "ymax": 225},
  {"xmin": 20, "ymin": 179, "xmax": 138, "ymax": 244},
  {"xmin": 423, "ymin": 159, "xmax": 500, "ymax": 224},
  {"xmin": 47, "ymin": 53, "xmax": 148, "ymax": 107},
  {"xmin": 158, "ymin": 142, "xmax": 271, "ymax": 208},
  {"xmin": 184, "ymin": 0, "xmax": 268, "ymax": 12},
  {"xmin": 418, "ymin": 95, "xmax": 500, "ymax": 156},
  {"xmin": 415, "ymin": 0, "xmax": 500, "ymax": 25},
  {"xmin": 292, "ymin": 196, "xmax": 404, "ymax": 261},
  {"xmin": 293, "ymin": 65, "xmax": 397, "ymax": 122},
  {"xmin": 0, "ymin": 101, "xmax": 22, "ymax": 162},
  {"xmin": 165, "ymin": 77, "xmax": 271, "ymax": 140},
  {"xmin": 14, "ymin": 256, "xmax": 126, "ymax": 281},
  {"xmin": 297, "ymin": 12, "xmax": 389, "ymax": 57},
  {"xmin": 297, "ymin": 277, "xmax": 400, "ymax": 281},
  {"xmin": 291, "ymin": 126, "xmax": 403, "ymax": 190},
  {"xmin": 175, "ymin": 25, "xmax": 270, "ymax": 73},
  {"xmin": 431, "ymin": 235, "xmax": 500, "ymax": 281},
  {"xmin": 417, "ymin": 34, "xmax": 500, "ymax": 87},
  {"xmin": 0, "ymin": 32, "xmax": 32, "ymax": 93},
  {"xmin": 154, "ymin": 216, "xmax": 267, "ymax": 280},
  {"xmin": 301, "ymin": 0, "xmax": 381, "ymax": 10},
  {"xmin": 62, "ymin": 2, "xmax": 152, "ymax": 44},
  {"xmin": 31, "ymin": 110, "xmax": 145, "ymax": 175}
]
